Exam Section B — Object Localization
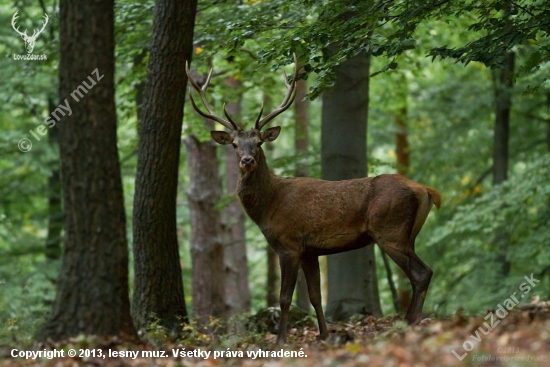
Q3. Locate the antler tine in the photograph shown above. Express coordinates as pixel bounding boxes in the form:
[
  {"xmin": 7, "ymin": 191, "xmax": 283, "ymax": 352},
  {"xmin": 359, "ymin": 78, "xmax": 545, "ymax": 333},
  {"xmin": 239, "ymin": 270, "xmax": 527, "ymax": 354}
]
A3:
[
  {"xmin": 188, "ymin": 91, "xmax": 213, "ymax": 119},
  {"xmin": 202, "ymin": 67, "xmax": 213, "ymax": 91},
  {"xmin": 256, "ymin": 53, "xmax": 299, "ymax": 130},
  {"xmin": 38, "ymin": 13, "xmax": 49, "ymax": 34},
  {"xmin": 281, "ymin": 69, "xmax": 291, "ymax": 87},
  {"xmin": 185, "ymin": 61, "xmax": 237, "ymax": 131},
  {"xmin": 186, "ymin": 61, "xmax": 202, "ymax": 91},
  {"xmin": 254, "ymin": 102, "xmax": 265, "ymax": 130},
  {"xmin": 223, "ymin": 103, "xmax": 239, "ymax": 130},
  {"xmin": 11, "ymin": 11, "xmax": 27, "ymax": 37}
]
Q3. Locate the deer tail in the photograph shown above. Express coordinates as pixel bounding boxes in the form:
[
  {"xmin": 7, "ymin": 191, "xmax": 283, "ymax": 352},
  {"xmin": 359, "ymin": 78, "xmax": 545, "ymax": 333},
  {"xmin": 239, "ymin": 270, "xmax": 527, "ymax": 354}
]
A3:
[
  {"xmin": 410, "ymin": 185, "xmax": 441, "ymax": 241},
  {"xmin": 425, "ymin": 187, "xmax": 441, "ymax": 210}
]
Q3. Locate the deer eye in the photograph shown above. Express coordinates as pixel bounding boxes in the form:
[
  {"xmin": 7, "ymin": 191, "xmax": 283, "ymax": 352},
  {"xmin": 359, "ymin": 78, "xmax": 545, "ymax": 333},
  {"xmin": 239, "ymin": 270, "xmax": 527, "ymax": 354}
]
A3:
[{"xmin": 232, "ymin": 143, "xmax": 237, "ymax": 148}]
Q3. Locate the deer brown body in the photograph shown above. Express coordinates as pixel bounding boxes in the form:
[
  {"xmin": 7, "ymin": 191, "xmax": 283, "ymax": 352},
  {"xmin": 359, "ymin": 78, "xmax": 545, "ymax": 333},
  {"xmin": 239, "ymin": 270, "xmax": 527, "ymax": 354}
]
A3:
[{"xmin": 186, "ymin": 55, "xmax": 441, "ymax": 344}]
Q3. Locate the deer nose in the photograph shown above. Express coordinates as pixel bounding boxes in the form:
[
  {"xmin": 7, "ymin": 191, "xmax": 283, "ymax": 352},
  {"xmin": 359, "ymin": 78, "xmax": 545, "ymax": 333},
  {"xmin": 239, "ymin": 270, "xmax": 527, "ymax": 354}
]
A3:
[{"xmin": 241, "ymin": 157, "xmax": 254, "ymax": 166}]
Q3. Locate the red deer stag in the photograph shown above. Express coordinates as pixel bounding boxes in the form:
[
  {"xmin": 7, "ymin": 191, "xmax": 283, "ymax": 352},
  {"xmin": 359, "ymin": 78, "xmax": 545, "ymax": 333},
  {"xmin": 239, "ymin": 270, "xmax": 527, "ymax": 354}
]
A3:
[{"xmin": 185, "ymin": 55, "xmax": 441, "ymax": 344}]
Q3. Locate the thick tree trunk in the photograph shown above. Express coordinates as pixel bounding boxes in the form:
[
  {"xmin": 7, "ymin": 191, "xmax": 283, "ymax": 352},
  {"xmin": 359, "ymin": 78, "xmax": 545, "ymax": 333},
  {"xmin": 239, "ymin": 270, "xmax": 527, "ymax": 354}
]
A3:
[
  {"xmin": 45, "ymin": 97, "xmax": 62, "ymax": 261},
  {"xmin": 394, "ymin": 75, "xmax": 411, "ymax": 313},
  {"xmin": 493, "ymin": 51, "xmax": 515, "ymax": 277},
  {"xmin": 222, "ymin": 74, "xmax": 250, "ymax": 317},
  {"xmin": 294, "ymin": 73, "xmax": 310, "ymax": 312},
  {"xmin": 132, "ymin": 0, "xmax": 196, "ymax": 333},
  {"xmin": 185, "ymin": 118, "xmax": 227, "ymax": 326},
  {"xmin": 37, "ymin": 0, "xmax": 136, "ymax": 341},
  {"xmin": 322, "ymin": 50, "xmax": 382, "ymax": 321}
]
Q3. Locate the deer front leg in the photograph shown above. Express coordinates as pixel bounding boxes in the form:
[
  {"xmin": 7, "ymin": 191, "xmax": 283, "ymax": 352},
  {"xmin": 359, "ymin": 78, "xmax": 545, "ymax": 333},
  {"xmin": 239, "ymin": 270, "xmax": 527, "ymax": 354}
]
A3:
[
  {"xmin": 301, "ymin": 256, "xmax": 328, "ymax": 339},
  {"xmin": 276, "ymin": 252, "xmax": 300, "ymax": 344}
]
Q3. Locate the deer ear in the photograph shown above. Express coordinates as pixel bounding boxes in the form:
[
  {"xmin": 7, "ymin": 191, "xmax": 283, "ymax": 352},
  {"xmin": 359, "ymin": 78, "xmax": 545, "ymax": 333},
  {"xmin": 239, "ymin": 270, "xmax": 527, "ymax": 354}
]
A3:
[
  {"xmin": 211, "ymin": 131, "xmax": 232, "ymax": 145},
  {"xmin": 261, "ymin": 126, "xmax": 281, "ymax": 142}
]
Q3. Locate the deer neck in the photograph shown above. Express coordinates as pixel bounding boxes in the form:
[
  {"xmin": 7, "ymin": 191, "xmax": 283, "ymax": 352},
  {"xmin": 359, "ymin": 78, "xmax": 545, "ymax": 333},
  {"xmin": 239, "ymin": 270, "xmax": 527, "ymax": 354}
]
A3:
[{"xmin": 237, "ymin": 148, "xmax": 277, "ymax": 224}]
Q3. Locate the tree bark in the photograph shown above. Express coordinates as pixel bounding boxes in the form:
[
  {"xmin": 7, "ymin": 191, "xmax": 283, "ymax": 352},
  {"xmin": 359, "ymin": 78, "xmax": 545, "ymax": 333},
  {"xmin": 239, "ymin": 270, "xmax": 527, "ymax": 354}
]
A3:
[
  {"xmin": 322, "ymin": 50, "xmax": 382, "ymax": 321},
  {"xmin": 37, "ymin": 0, "xmax": 136, "ymax": 341},
  {"xmin": 493, "ymin": 53, "xmax": 514, "ymax": 186},
  {"xmin": 492, "ymin": 51, "xmax": 515, "ymax": 277},
  {"xmin": 132, "ymin": 0, "xmax": 196, "ymax": 334},
  {"xmin": 294, "ymin": 72, "xmax": 310, "ymax": 312},
  {"xmin": 185, "ymin": 117, "xmax": 227, "ymax": 327},
  {"xmin": 45, "ymin": 97, "xmax": 62, "ymax": 261},
  {"xmin": 222, "ymin": 74, "xmax": 250, "ymax": 318}
]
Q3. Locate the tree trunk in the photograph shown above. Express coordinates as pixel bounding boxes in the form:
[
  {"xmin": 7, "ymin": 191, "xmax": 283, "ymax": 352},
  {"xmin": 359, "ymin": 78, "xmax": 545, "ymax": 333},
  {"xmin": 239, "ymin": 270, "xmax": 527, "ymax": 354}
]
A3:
[
  {"xmin": 294, "ymin": 72, "xmax": 310, "ymax": 312},
  {"xmin": 45, "ymin": 97, "xmax": 62, "ymax": 261},
  {"xmin": 133, "ymin": 49, "xmax": 148, "ymax": 130},
  {"xmin": 37, "ymin": 0, "xmax": 136, "ymax": 341},
  {"xmin": 492, "ymin": 51, "xmax": 515, "ymax": 277},
  {"xmin": 132, "ymin": 0, "xmax": 196, "ymax": 334},
  {"xmin": 322, "ymin": 50, "xmax": 382, "ymax": 321},
  {"xmin": 394, "ymin": 74, "xmax": 411, "ymax": 313},
  {"xmin": 185, "ymin": 118, "xmax": 227, "ymax": 327},
  {"xmin": 493, "ymin": 53, "xmax": 514, "ymax": 186},
  {"xmin": 222, "ymin": 74, "xmax": 250, "ymax": 318}
]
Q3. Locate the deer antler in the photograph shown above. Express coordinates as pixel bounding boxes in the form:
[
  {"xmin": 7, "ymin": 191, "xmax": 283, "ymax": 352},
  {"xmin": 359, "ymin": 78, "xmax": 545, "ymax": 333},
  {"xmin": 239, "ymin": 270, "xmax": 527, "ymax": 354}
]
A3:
[
  {"xmin": 11, "ymin": 11, "xmax": 27, "ymax": 37},
  {"xmin": 185, "ymin": 61, "xmax": 238, "ymax": 131},
  {"xmin": 255, "ymin": 53, "xmax": 299, "ymax": 130},
  {"xmin": 11, "ymin": 12, "xmax": 49, "ymax": 39},
  {"xmin": 32, "ymin": 13, "xmax": 49, "ymax": 38}
]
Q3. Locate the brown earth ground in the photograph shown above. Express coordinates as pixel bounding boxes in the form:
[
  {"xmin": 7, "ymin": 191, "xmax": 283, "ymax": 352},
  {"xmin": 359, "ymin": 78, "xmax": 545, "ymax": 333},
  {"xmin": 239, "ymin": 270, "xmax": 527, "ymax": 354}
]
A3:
[{"xmin": 1, "ymin": 302, "xmax": 549, "ymax": 367}]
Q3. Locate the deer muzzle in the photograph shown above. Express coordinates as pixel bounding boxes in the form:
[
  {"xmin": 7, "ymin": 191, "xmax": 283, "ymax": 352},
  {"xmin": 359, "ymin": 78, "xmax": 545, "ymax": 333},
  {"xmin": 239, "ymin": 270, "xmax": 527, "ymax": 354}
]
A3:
[{"xmin": 240, "ymin": 157, "xmax": 256, "ymax": 171}]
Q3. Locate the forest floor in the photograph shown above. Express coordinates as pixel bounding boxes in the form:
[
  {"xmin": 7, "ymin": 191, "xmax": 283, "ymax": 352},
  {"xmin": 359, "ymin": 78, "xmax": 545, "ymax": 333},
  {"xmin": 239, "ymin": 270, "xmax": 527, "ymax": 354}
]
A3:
[{"xmin": 1, "ymin": 302, "xmax": 549, "ymax": 367}]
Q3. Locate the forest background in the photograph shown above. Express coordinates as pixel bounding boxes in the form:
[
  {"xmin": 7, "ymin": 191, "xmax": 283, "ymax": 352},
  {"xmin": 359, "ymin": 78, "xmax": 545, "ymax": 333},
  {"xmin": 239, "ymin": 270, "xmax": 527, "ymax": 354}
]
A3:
[{"xmin": 0, "ymin": 0, "xmax": 549, "ymax": 360}]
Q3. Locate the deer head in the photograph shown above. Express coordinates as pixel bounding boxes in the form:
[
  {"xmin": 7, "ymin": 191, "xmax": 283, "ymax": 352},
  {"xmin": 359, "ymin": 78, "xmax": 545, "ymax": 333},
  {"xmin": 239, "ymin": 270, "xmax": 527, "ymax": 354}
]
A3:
[
  {"xmin": 12, "ymin": 11, "xmax": 49, "ymax": 54},
  {"xmin": 185, "ymin": 55, "xmax": 299, "ymax": 172}
]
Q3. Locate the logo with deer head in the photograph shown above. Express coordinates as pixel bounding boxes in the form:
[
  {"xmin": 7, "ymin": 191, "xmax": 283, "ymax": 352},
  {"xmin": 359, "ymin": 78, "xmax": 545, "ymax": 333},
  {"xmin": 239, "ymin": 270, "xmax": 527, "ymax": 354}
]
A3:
[{"xmin": 11, "ymin": 11, "xmax": 49, "ymax": 54}]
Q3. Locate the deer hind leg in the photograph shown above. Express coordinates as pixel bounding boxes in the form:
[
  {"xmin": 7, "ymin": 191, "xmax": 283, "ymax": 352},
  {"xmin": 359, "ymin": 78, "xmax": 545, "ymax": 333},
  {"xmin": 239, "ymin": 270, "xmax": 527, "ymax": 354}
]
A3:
[
  {"xmin": 379, "ymin": 244, "xmax": 432, "ymax": 324},
  {"xmin": 276, "ymin": 252, "xmax": 300, "ymax": 344},
  {"xmin": 301, "ymin": 255, "xmax": 328, "ymax": 339}
]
